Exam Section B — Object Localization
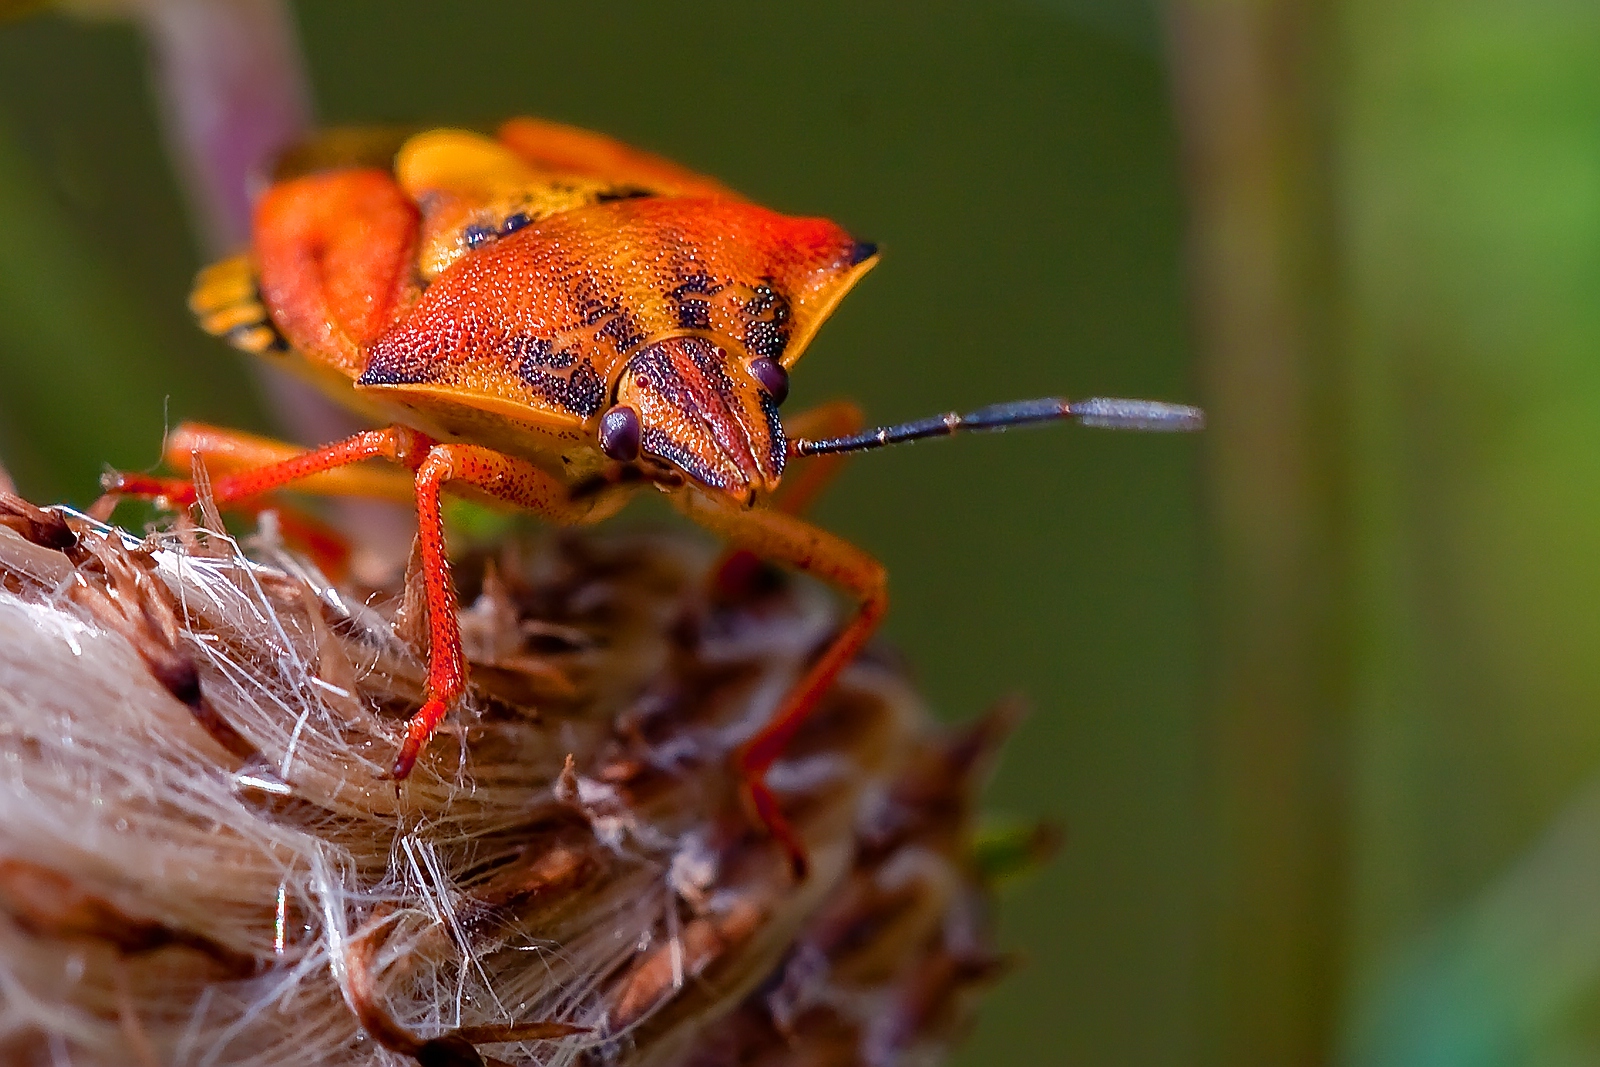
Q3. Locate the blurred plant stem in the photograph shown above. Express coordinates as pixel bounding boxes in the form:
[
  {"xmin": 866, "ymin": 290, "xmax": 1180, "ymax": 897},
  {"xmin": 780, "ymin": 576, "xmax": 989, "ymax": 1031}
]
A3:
[
  {"xmin": 61, "ymin": 0, "xmax": 378, "ymax": 457},
  {"xmin": 1173, "ymin": 0, "xmax": 1600, "ymax": 1061},
  {"xmin": 64, "ymin": 0, "xmax": 310, "ymax": 251},
  {"xmin": 1166, "ymin": 0, "xmax": 1350, "ymax": 1063},
  {"xmin": 42, "ymin": 0, "xmax": 408, "ymax": 561}
]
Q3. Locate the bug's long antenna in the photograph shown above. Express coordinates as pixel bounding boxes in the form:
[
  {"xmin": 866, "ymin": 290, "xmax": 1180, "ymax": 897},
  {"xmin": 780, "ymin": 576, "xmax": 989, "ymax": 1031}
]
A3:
[{"xmin": 788, "ymin": 397, "xmax": 1205, "ymax": 457}]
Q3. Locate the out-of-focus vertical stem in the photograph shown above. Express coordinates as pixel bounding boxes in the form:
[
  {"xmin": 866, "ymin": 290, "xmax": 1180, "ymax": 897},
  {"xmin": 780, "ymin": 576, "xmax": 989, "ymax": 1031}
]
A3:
[
  {"xmin": 122, "ymin": 0, "xmax": 363, "ymax": 452},
  {"xmin": 1165, "ymin": 1, "xmax": 1349, "ymax": 1064},
  {"xmin": 124, "ymin": 0, "xmax": 310, "ymax": 252},
  {"xmin": 64, "ymin": 0, "xmax": 388, "ymax": 534}
]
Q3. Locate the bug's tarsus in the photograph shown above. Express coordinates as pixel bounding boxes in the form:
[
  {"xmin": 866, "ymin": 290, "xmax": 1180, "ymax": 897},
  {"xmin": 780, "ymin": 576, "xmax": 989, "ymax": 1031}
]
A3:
[{"xmin": 787, "ymin": 396, "xmax": 1205, "ymax": 457}]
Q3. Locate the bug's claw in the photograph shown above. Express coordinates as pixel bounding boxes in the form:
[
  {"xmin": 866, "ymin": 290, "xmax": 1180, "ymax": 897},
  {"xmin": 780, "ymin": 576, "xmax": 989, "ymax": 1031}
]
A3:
[
  {"xmin": 741, "ymin": 773, "xmax": 809, "ymax": 882},
  {"xmin": 391, "ymin": 697, "xmax": 450, "ymax": 779},
  {"xmin": 100, "ymin": 469, "xmax": 150, "ymax": 495},
  {"xmin": 101, "ymin": 470, "xmax": 194, "ymax": 506}
]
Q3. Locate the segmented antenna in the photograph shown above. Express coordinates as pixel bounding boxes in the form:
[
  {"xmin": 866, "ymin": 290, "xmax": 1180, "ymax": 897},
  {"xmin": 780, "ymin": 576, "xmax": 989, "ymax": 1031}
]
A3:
[{"xmin": 788, "ymin": 397, "xmax": 1205, "ymax": 457}]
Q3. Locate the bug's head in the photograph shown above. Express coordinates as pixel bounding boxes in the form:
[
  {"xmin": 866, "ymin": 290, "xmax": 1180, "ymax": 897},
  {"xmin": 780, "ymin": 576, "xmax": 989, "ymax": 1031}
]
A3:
[{"xmin": 599, "ymin": 335, "xmax": 788, "ymax": 503}]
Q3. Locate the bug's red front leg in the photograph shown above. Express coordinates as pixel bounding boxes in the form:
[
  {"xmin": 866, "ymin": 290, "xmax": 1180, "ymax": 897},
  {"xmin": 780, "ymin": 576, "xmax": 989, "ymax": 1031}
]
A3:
[
  {"xmin": 103, "ymin": 424, "xmax": 436, "ymax": 576},
  {"xmin": 681, "ymin": 492, "xmax": 888, "ymax": 879},
  {"xmin": 391, "ymin": 443, "xmax": 630, "ymax": 779},
  {"xmin": 154, "ymin": 422, "xmax": 418, "ymax": 503}
]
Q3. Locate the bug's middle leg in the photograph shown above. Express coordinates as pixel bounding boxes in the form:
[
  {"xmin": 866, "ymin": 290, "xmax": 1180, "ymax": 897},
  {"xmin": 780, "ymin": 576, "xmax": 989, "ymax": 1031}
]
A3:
[
  {"xmin": 681, "ymin": 493, "xmax": 888, "ymax": 879},
  {"xmin": 715, "ymin": 400, "xmax": 865, "ymax": 598},
  {"xmin": 770, "ymin": 399, "xmax": 864, "ymax": 517},
  {"xmin": 154, "ymin": 422, "xmax": 419, "ymax": 503},
  {"xmin": 103, "ymin": 424, "xmax": 433, "ymax": 508}
]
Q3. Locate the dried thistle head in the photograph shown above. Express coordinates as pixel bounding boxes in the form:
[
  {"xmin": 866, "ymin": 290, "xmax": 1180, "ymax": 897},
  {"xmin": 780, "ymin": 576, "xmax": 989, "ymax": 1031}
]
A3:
[{"xmin": 0, "ymin": 490, "xmax": 1029, "ymax": 1066}]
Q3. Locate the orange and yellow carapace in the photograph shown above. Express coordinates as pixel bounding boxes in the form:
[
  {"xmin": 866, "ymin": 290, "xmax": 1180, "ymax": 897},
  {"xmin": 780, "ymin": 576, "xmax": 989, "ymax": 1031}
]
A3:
[{"xmin": 104, "ymin": 117, "xmax": 1202, "ymax": 877}]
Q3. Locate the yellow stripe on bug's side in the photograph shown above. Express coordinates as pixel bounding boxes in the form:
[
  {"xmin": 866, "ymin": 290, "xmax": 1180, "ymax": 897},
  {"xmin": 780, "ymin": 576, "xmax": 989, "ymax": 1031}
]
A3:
[
  {"xmin": 201, "ymin": 301, "xmax": 270, "ymax": 336},
  {"xmin": 190, "ymin": 256, "xmax": 260, "ymax": 317},
  {"xmin": 190, "ymin": 255, "xmax": 291, "ymax": 356}
]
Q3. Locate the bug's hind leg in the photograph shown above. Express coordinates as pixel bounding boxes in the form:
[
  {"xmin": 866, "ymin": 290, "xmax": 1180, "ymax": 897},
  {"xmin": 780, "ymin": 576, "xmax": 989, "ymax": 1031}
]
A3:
[{"xmin": 681, "ymin": 492, "xmax": 889, "ymax": 880}]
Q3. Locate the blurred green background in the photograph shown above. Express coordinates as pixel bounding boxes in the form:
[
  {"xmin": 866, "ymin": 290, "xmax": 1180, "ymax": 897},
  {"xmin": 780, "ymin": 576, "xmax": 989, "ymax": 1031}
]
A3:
[{"xmin": 1, "ymin": 1, "xmax": 1597, "ymax": 1065}]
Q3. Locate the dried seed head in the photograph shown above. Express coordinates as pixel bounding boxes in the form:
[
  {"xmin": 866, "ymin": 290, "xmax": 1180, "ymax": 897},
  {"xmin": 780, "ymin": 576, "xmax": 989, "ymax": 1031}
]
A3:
[{"xmin": 0, "ymin": 489, "xmax": 1027, "ymax": 1066}]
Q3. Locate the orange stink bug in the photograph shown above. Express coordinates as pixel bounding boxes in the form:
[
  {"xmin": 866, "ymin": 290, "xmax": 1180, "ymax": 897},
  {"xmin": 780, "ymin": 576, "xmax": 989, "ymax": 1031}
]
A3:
[{"xmin": 102, "ymin": 118, "xmax": 1201, "ymax": 877}]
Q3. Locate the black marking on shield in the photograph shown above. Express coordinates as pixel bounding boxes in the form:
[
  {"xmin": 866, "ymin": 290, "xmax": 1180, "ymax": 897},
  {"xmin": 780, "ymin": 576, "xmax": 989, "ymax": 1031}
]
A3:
[
  {"xmin": 676, "ymin": 299, "xmax": 711, "ymax": 330},
  {"xmin": 358, "ymin": 341, "xmax": 441, "ymax": 386},
  {"xmin": 566, "ymin": 359, "xmax": 605, "ymax": 416},
  {"xmin": 594, "ymin": 186, "xmax": 655, "ymax": 202},
  {"xmin": 742, "ymin": 283, "xmax": 791, "ymax": 361},
  {"xmin": 595, "ymin": 311, "xmax": 646, "ymax": 355},
  {"xmin": 847, "ymin": 240, "xmax": 879, "ymax": 265}
]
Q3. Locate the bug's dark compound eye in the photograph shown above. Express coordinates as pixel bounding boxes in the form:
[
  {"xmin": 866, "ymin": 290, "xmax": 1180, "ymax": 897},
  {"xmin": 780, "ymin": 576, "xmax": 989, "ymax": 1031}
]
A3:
[
  {"xmin": 463, "ymin": 224, "xmax": 495, "ymax": 249},
  {"xmin": 749, "ymin": 358, "xmax": 789, "ymax": 405},
  {"xmin": 501, "ymin": 212, "xmax": 531, "ymax": 235},
  {"xmin": 599, "ymin": 405, "xmax": 642, "ymax": 462}
]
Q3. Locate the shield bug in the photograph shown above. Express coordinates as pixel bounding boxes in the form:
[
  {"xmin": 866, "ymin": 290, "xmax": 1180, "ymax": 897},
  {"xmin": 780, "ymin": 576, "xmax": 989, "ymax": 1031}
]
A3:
[{"xmin": 103, "ymin": 117, "xmax": 1202, "ymax": 877}]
